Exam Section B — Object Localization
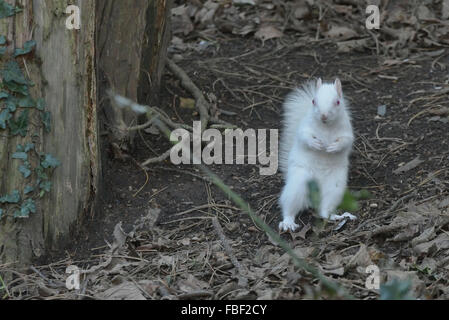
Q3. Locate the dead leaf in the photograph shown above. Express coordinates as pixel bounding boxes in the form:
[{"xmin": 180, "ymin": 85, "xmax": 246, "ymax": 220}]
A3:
[
  {"xmin": 346, "ymin": 244, "xmax": 373, "ymax": 269},
  {"xmin": 414, "ymin": 233, "xmax": 449, "ymax": 256},
  {"xmin": 337, "ymin": 38, "xmax": 371, "ymax": 53},
  {"xmin": 98, "ymin": 281, "xmax": 146, "ymax": 300},
  {"xmin": 443, "ymin": 0, "xmax": 449, "ymax": 20},
  {"xmin": 393, "ymin": 157, "xmax": 424, "ymax": 174},
  {"xmin": 295, "ymin": 223, "xmax": 311, "ymax": 239},
  {"xmin": 172, "ymin": 5, "xmax": 194, "ymax": 36},
  {"xmin": 325, "ymin": 25, "xmax": 358, "ymax": 41},
  {"xmin": 254, "ymin": 25, "xmax": 283, "ymax": 42}
]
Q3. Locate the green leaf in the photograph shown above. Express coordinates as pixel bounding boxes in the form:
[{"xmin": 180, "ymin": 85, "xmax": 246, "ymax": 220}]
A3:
[
  {"xmin": 19, "ymin": 164, "xmax": 31, "ymax": 178},
  {"xmin": 337, "ymin": 190, "xmax": 359, "ymax": 212},
  {"xmin": 36, "ymin": 98, "xmax": 46, "ymax": 111},
  {"xmin": 39, "ymin": 180, "xmax": 52, "ymax": 193},
  {"xmin": 41, "ymin": 154, "xmax": 60, "ymax": 169},
  {"xmin": 8, "ymin": 109, "xmax": 29, "ymax": 136},
  {"xmin": 0, "ymin": 190, "xmax": 20, "ymax": 204},
  {"xmin": 380, "ymin": 279, "xmax": 414, "ymax": 300},
  {"xmin": 0, "ymin": 90, "xmax": 8, "ymax": 99},
  {"xmin": 0, "ymin": 1, "xmax": 22, "ymax": 18},
  {"xmin": 5, "ymin": 96, "xmax": 17, "ymax": 111},
  {"xmin": 41, "ymin": 111, "xmax": 51, "ymax": 133},
  {"xmin": 0, "ymin": 47, "xmax": 6, "ymax": 56},
  {"xmin": 4, "ymin": 81, "xmax": 28, "ymax": 95},
  {"xmin": 19, "ymin": 198, "xmax": 36, "ymax": 217},
  {"xmin": 24, "ymin": 185, "xmax": 34, "ymax": 195},
  {"xmin": 24, "ymin": 143, "xmax": 34, "ymax": 152},
  {"xmin": 18, "ymin": 95, "xmax": 35, "ymax": 108},
  {"xmin": 0, "ymin": 208, "xmax": 4, "ymax": 219},
  {"xmin": 1, "ymin": 61, "xmax": 28, "ymax": 85},
  {"xmin": 0, "ymin": 35, "xmax": 6, "ymax": 45},
  {"xmin": 12, "ymin": 151, "xmax": 27, "ymax": 160},
  {"xmin": 0, "ymin": 108, "xmax": 11, "ymax": 129},
  {"xmin": 14, "ymin": 40, "xmax": 36, "ymax": 57},
  {"xmin": 307, "ymin": 180, "xmax": 321, "ymax": 210},
  {"xmin": 35, "ymin": 165, "xmax": 48, "ymax": 181}
]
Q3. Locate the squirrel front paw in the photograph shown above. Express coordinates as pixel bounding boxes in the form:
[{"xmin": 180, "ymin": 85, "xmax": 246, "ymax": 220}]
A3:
[
  {"xmin": 308, "ymin": 136, "xmax": 325, "ymax": 151},
  {"xmin": 326, "ymin": 140, "xmax": 341, "ymax": 153},
  {"xmin": 279, "ymin": 219, "xmax": 299, "ymax": 232}
]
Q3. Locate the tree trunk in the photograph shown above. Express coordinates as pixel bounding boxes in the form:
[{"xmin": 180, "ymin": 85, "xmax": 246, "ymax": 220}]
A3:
[
  {"xmin": 0, "ymin": 0, "xmax": 170, "ymax": 267},
  {"xmin": 97, "ymin": 0, "xmax": 171, "ymax": 146}
]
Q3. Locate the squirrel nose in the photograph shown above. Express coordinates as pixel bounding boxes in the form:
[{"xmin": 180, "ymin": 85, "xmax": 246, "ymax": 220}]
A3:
[{"xmin": 321, "ymin": 114, "xmax": 328, "ymax": 122}]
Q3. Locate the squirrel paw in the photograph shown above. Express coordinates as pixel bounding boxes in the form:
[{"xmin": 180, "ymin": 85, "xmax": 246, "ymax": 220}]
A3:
[
  {"xmin": 279, "ymin": 219, "xmax": 299, "ymax": 232},
  {"xmin": 329, "ymin": 212, "xmax": 357, "ymax": 221},
  {"xmin": 326, "ymin": 142, "xmax": 341, "ymax": 153},
  {"xmin": 308, "ymin": 136, "xmax": 325, "ymax": 151}
]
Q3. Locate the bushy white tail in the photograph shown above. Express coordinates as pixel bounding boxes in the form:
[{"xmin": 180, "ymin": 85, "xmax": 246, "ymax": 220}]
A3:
[{"xmin": 279, "ymin": 81, "xmax": 316, "ymax": 175}]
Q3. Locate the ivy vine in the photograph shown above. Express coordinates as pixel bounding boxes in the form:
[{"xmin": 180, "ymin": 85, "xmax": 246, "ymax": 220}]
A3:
[{"xmin": 0, "ymin": 1, "xmax": 60, "ymax": 220}]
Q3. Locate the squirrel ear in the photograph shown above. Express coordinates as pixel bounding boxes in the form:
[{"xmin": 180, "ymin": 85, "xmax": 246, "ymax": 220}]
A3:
[
  {"xmin": 316, "ymin": 78, "xmax": 322, "ymax": 89},
  {"xmin": 334, "ymin": 78, "xmax": 342, "ymax": 98}
]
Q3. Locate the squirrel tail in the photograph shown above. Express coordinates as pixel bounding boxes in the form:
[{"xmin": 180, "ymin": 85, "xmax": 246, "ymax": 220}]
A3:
[{"xmin": 279, "ymin": 81, "xmax": 316, "ymax": 174}]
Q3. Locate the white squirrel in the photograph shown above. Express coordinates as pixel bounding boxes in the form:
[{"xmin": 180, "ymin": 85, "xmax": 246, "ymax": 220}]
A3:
[{"xmin": 278, "ymin": 78, "xmax": 356, "ymax": 232}]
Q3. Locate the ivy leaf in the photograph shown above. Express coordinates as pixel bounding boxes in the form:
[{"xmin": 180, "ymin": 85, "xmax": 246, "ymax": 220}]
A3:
[
  {"xmin": 0, "ymin": 190, "xmax": 20, "ymax": 204},
  {"xmin": 4, "ymin": 81, "xmax": 28, "ymax": 95},
  {"xmin": 36, "ymin": 98, "xmax": 46, "ymax": 111},
  {"xmin": 19, "ymin": 164, "xmax": 31, "ymax": 178},
  {"xmin": 39, "ymin": 180, "xmax": 52, "ymax": 193},
  {"xmin": 0, "ymin": 90, "xmax": 8, "ymax": 99},
  {"xmin": 0, "ymin": 35, "xmax": 6, "ymax": 45},
  {"xmin": 0, "ymin": 47, "xmax": 6, "ymax": 56},
  {"xmin": 41, "ymin": 111, "xmax": 51, "ymax": 133},
  {"xmin": 41, "ymin": 154, "xmax": 60, "ymax": 169},
  {"xmin": 0, "ymin": 108, "xmax": 11, "ymax": 129},
  {"xmin": 8, "ymin": 109, "xmax": 29, "ymax": 136},
  {"xmin": 5, "ymin": 96, "xmax": 17, "ymax": 111},
  {"xmin": 0, "ymin": 1, "xmax": 22, "ymax": 18},
  {"xmin": 19, "ymin": 199, "xmax": 36, "ymax": 217},
  {"xmin": 18, "ymin": 95, "xmax": 35, "ymax": 108},
  {"xmin": 24, "ymin": 185, "xmax": 34, "ymax": 195},
  {"xmin": 12, "ymin": 151, "xmax": 27, "ymax": 160},
  {"xmin": 1, "ymin": 61, "xmax": 28, "ymax": 85},
  {"xmin": 35, "ymin": 165, "xmax": 48, "ymax": 181},
  {"xmin": 14, "ymin": 40, "xmax": 36, "ymax": 57},
  {"xmin": 24, "ymin": 143, "xmax": 35, "ymax": 152}
]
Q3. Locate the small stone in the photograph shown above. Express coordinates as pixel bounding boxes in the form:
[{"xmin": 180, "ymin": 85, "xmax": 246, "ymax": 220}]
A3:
[{"xmin": 377, "ymin": 105, "xmax": 387, "ymax": 116}]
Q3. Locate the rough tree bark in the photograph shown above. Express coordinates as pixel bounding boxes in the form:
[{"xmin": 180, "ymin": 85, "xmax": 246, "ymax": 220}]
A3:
[
  {"xmin": 97, "ymin": 0, "xmax": 171, "ymax": 146},
  {"xmin": 0, "ymin": 0, "xmax": 170, "ymax": 268}
]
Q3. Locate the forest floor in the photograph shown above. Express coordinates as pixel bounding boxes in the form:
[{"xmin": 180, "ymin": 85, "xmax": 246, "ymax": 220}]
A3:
[{"xmin": 5, "ymin": 1, "xmax": 449, "ymax": 300}]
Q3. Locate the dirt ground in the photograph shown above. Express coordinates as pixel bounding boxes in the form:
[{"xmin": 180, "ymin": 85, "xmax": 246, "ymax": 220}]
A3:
[{"xmin": 4, "ymin": 0, "xmax": 449, "ymax": 300}]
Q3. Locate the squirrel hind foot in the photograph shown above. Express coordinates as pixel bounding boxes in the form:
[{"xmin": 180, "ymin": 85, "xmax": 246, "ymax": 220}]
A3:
[{"xmin": 279, "ymin": 219, "xmax": 300, "ymax": 232}]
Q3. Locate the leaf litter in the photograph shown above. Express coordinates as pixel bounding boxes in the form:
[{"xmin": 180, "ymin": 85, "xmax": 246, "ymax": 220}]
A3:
[{"xmin": 2, "ymin": 0, "xmax": 449, "ymax": 300}]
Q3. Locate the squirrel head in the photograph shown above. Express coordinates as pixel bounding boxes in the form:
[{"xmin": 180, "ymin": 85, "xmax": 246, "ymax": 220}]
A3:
[{"xmin": 312, "ymin": 78, "xmax": 344, "ymax": 125}]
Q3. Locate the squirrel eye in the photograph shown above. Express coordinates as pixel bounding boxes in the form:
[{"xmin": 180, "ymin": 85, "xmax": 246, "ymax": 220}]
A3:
[
  {"xmin": 312, "ymin": 99, "xmax": 316, "ymax": 105},
  {"xmin": 336, "ymin": 100, "xmax": 340, "ymax": 106}
]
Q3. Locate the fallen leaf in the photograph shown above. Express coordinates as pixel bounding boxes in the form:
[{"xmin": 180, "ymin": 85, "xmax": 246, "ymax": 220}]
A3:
[
  {"xmin": 393, "ymin": 157, "xmax": 424, "ymax": 174},
  {"xmin": 325, "ymin": 25, "xmax": 358, "ymax": 41},
  {"xmin": 98, "ymin": 281, "xmax": 146, "ymax": 300},
  {"xmin": 254, "ymin": 25, "xmax": 283, "ymax": 42}
]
